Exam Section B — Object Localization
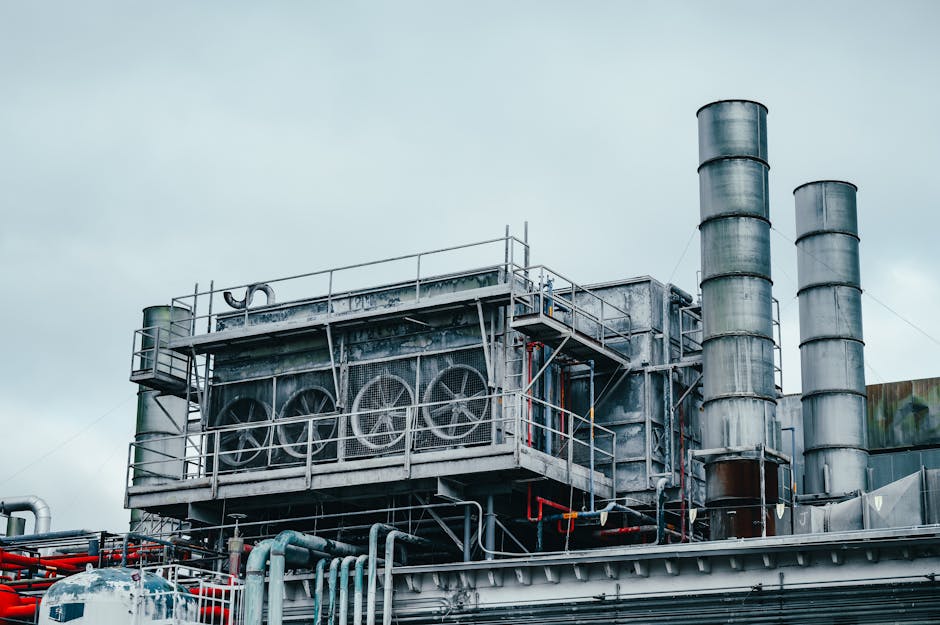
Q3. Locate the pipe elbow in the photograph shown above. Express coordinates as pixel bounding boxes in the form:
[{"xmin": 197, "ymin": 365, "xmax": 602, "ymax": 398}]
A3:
[
  {"xmin": 223, "ymin": 283, "xmax": 276, "ymax": 310},
  {"xmin": 245, "ymin": 539, "xmax": 274, "ymax": 574},
  {"xmin": 0, "ymin": 496, "xmax": 51, "ymax": 534}
]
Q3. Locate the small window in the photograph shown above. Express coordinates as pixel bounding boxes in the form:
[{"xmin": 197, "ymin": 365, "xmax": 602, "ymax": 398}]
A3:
[{"xmin": 48, "ymin": 602, "xmax": 85, "ymax": 622}]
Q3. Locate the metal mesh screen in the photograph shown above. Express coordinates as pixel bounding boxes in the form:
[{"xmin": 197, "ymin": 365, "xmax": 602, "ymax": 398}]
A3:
[
  {"xmin": 208, "ymin": 379, "xmax": 273, "ymax": 471},
  {"xmin": 271, "ymin": 369, "xmax": 339, "ymax": 466},
  {"xmin": 346, "ymin": 358, "xmax": 418, "ymax": 458},
  {"xmin": 416, "ymin": 348, "xmax": 492, "ymax": 450}
]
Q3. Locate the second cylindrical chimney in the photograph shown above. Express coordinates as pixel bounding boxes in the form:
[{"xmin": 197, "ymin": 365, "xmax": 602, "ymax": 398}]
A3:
[{"xmin": 794, "ymin": 180, "xmax": 869, "ymax": 497}]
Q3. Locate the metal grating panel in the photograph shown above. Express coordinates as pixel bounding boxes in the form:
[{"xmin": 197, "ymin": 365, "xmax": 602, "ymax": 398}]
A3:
[
  {"xmin": 416, "ymin": 349, "xmax": 491, "ymax": 450},
  {"xmin": 346, "ymin": 358, "xmax": 418, "ymax": 458},
  {"xmin": 271, "ymin": 369, "xmax": 339, "ymax": 466}
]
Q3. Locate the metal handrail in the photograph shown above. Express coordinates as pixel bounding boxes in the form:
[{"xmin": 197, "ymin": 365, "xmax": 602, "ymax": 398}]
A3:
[
  {"xmin": 126, "ymin": 391, "xmax": 614, "ymax": 487},
  {"xmin": 163, "ymin": 233, "xmax": 530, "ymax": 339},
  {"xmin": 511, "ymin": 265, "xmax": 634, "ymax": 348}
]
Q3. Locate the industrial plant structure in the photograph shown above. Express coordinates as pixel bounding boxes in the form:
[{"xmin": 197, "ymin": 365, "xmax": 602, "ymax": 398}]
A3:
[{"xmin": 2, "ymin": 100, "xmax": 940, "ymax": 625}]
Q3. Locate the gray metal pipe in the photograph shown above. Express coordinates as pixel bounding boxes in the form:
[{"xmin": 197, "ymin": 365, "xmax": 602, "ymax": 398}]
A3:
[
  {"xmin": 0, "ymin": 496, "xmax": 51, "ymax": 535},
  {"xmin": 314, "ymin": 559, "xmax": 327, "ymax": 625},
  {"xmin": 382, "ymin": 531, "xmax": 436, "ymax": 625},
  {"xmin": 353, "ymin": 554, "xmax": 369, "ymax": 625},
  {"xmin": 0, "ymin": 529, "xmax": 94, "ymax": 546},
  {"xmin": 794, "ymin": 180, "xmax": 869, "ymax": 496},
  {"xmin": 251, "ymin": 531, "xmax": 362, "ymax": 625},
  {"xmin": 327, "ymin": 557, "xmax": 341, "ymax": 625},
  {"xmin": 245, "ymin": 539, "xmax": 275, "ymax": 625},
  {"xmin": 366, "ymin": 524, "xmax": 397, "ymax": 625},
  {"xmin": 338, "ymin": 555, "xmax": 357, "ymax": 625}
]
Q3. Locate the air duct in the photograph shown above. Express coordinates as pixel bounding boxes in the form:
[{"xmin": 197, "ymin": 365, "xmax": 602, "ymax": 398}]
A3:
[
  {"xmin": 130, "ymin": 305, "xmax": 193, "ymax": 532},
  {"xmin": 794, "ymin": 181, "xmax": 868, "ymax": 496},
  {"xmin": 697, "ymin": 100, "xmax": 778, "ymax": 538},
  {"xmin": 0, "ymin": 496, "xmax": 51, "ymax": 535}
]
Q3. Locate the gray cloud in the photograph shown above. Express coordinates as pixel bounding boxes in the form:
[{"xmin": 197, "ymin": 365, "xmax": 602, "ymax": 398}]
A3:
[{"xmin": 1, "ymin": 1, "xmax": 938, "ymax": 531}]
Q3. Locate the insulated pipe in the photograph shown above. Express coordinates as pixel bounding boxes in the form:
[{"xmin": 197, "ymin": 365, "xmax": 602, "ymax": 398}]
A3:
[
  {"xmin": 697, "ymin": 99, "xmax": 777, "ymax": 539},
  {"xmin": 245, "ymin": 539, "xmax": 275, "ymax": 625},
  {"xmin": 314, "ymin": 559, "xmax": 327, "ymax": 625},
  {"xmin": 0, "ymin": 497, "xmax": 51, "ymax": 535},
  {"xmin": 265, "ymin": 532, "xmax": 362, "ymax": 625},
  {"xmin": 327, "ymin": 557, "xmax": 341, "ymax": 625},
  {"xmin": 0, "ymin": 530, "xmax": 94, "ymax": 546},
  {"xmin": 794, "ymin": 181, "xmax": 869, "ymax": 496},
  {"xmin": 366, "ymin": 524, "xmax": 397, "ymax": 625},
  {"xmin": 353, "ymin": 554, "xmax": 369, "ymax": 625},
  {"xmin": 382, "ymin": 531, "xmax": 436, "ymax": 625},
  {"xmin": 339, "ymin": 555, "xmax": 357, "ymax": 625}
]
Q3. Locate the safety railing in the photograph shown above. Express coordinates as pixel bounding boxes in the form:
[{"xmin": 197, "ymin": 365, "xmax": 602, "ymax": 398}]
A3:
[
  {"xmin": 131, "ymin": 325, "xmax": 191, "ymax": 381},
  {"xmin": 126, "ymin": 391, "xmax": 614, "ymax": 493},
  {"xmin": 511, "ymin": 265, "xmax": 633, "ymax": 352},
  {"xmin": 141, "ymin": 564, "xmax": 243, "ymax": 625},
  {"xmin": 518, "ymin": 394, "xmax": 616, "ymax": 476},
  {"xmin": 161, "ymin": 234, "xmax": 531, "ymax": 343},
  {"xmin": 678, "ymin": 302, "xmax": 703, "ymax": 360}
]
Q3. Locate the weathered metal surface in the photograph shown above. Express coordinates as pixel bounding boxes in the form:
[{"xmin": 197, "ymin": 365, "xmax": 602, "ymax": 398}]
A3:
[
  {"xmin": 132, "ymin": 306, "xmax": 190, "ymax": 502},
  {"xmin": 705, "ymin": 458, "xmax": 778, "ymax": 502},
  {"xmin": 37, "ymin": 568, "xmax": 198, "ymax": 625},
  {"xmin": 697, "ymin": 100, "xmax": 777, "ymax": 537},
  {"xmin": 795, "ymin": 181, "xmax": 868, "ymax": 496},
  {"xmin": 697, "ymin": 99, "xmax": 768, "ymax": 163},
  {"xmin": 797, "ymin": 286, "xmax": 864, "ymax": 342},
  {"xmin": 867, "ymin": 376, "xmax": 940, "ymax": 450},
  {"xmin": 701, "ymin": 277, "xmax": 774, "ymax": 340}
]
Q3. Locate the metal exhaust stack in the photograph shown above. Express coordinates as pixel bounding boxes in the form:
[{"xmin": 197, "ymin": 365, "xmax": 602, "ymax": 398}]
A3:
[
  {"xmin": 794, "ymin": 181, "xmax": 868, "ymax": 497},
  {"xmin": 697, "ymin": 100, "xmax": 778, "ymax": 538}
]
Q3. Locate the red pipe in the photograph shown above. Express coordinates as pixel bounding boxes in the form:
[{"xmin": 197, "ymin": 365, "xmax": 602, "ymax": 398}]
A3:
[
  {"xmin": 189, "ymin": 586, "xmax": 233, "ymax": 598},
  {"xmin": 0, "ymin": 552, "xmax": 81, "ymax": 573},
  {"xmin": 526, "ymin": 484, "xmax": 575, "ymax": 534},
  {"xmin": 200, "ymin": 605, "xmax": 230, "ymax": 622},
  {"xmin": 0, "ymin": 585, "xmax": 39, "ymax": 623},
  {"xmin": 0, "ymin": 549, "xmax": 146, "ymax": 574}
]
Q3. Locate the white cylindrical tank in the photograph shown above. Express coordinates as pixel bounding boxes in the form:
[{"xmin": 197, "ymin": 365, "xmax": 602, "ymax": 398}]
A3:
[{"xmin": 38, "ymin": 567, "xmax": 197, "ymax": 625}]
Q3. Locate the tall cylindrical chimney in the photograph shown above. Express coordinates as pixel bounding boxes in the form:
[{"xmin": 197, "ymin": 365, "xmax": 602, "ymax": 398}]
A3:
[
  {"xmin": 697, "ymin": 100, "xmax": 778, "ymax": 538},
  {"xmin": 794, "ymin": 181, "xmax": 868, "ymax": 496}
]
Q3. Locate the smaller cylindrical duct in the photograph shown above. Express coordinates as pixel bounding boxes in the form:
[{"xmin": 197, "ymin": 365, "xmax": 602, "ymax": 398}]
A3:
[
  {"xmin": 795, "ymin": 181, "xmax": 868, "ymax": 496},
  {"xmin": 139, "ymin": 305, "xmax": 192, "ymax": 380},
  {"xmin": 131, "ymin": 305, "xmax": 193, "ymax": 531},
  {"xmin": 5, "ymin": 515, "xmax": 26, "ymax": 537}
]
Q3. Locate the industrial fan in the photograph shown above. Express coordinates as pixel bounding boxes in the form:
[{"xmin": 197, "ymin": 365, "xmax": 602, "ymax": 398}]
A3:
[
  {"xmin": 421, "ymin": 364, "xmax": 489, "ymax": 441},
  {"xmin": 275, "ymin": 386, "xmax": 338, "ymax": 460},
  {"xmin": 215, "ymin": 397, "xmax": 271, "ymax": 468},
  {"xmin": 350, "ymin": 373, "xmax": 415, "ymax": 451}
]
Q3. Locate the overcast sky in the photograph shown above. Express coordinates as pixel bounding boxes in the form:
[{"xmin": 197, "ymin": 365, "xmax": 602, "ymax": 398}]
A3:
[{"xmin": 1, "ymin": 2, "xmax": 938, "ymax": 533}]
